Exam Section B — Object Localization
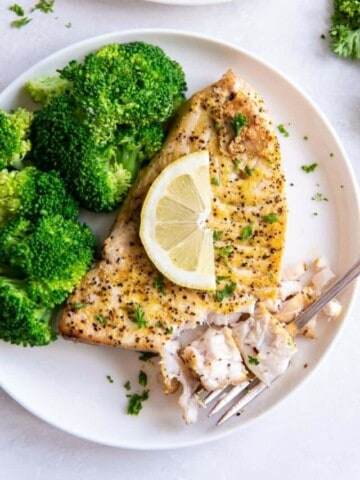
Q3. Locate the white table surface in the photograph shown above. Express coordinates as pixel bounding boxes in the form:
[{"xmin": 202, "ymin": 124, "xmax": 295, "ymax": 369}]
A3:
[{"xmin": 1, "ymin": 0, "xmax": 359, "ymax": 478}]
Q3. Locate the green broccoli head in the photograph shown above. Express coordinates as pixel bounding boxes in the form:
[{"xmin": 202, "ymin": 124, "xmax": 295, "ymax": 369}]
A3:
[
  {"xmin": 31, "ymin": 95, "xmax": 164, "ymax": 211},
  {"xmin": 0, "ymin": 166, "xmax": 78, "ymax": 227},
  {"xmin": 0, "ymin": 215, "xmax": 95, "ymax": 307},
  {"xmin": 0, "ymin": 277, "xmax": 55, "ymax": 346},
  {"xmin": 25, "ymin": 75, "xmax": 72, "ymax": 105},
  {"xmin": 0, "ymin": 108, "xmax": 34, "ymax": 170},
  {"xmin": 59, "ymin": 42, "xmax": 187, "ymax": 143}
]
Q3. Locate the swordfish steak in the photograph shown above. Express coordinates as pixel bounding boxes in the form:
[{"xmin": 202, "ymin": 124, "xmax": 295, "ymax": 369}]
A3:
[{"xmin": 59, "ymin": 70, "xmax": 287, "ymax": 397}]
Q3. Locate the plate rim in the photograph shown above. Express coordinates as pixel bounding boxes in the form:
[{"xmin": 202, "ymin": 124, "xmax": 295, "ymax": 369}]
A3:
[{"xmin": 0, "ymin": 28, "xmax": 359, "ymax": 450}]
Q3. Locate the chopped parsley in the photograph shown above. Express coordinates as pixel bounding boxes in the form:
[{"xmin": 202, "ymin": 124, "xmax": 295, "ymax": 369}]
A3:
[
  {"xmin": 166, "ymin": 326, "xmax": 174, "ymax": 335},
  {"xmin": 9, "ymin": 4, "xmax": 25, "ymax": 16},
  {"xmin": 301, "ymin": 163, "xmax": 318, "ymax": 173},
  {"xmin": 72, "ymin": 302, "xmax": 88, "ymax": 310},
  {"xmin": 124, "ymin": 381, "xmax": 131, "ymax": 391},
  {"xmin": 132, "ymin": 305, "xmax": 148, "ymax": 329},
  {"xmin": 230, "ymin": 113, "xmax": 248, "ymax": 136},
  {"xmin": 320, "ymin": 34, "xmax": 326, "ymax": 40},
  {"xmin": 248, "ymin": 355, "xmax": 260, "ymax": 365},
  {"xmin": 303, "ymin": 135, "xmax": 309, "ymax": 141},
  {"xmin": 127, "ymin": 391, "xmax": 149, "ymax": 416},
  {"xmin": 311, "ymin": 192, "xmax": 328, "ymax": 202},
  {"xmin": 211, "ymin": 176, "xmax": 220, "ymax": 186},
  {"xmin": 277, "ymin": 124, "xmax": 289, "ymax": 137},
  {"xmin": 213, "ymin": 230, "xmax": 223, "ymax": 241},
  {"xmin": 65, "ymin": 22, "xmax": 72, "ymax": 28},
  {"xmin": 215, "ymin": 282, "xmax": 237, "ymax": 302},
  {"xmin": 138, "ymin": 351, "xmax": 158, "ymax": 361},
  {"xmin": 244, "ymin": 165, "xmax": 254, "ymax": 176},
  {"xmin": 215, "ymin": 122, "xmax": 222, "ymax": 131},
  {"xmin": 313, "ymin": 212, "xmax": 318, "ymax": 216},
  {"xmin": 216, "ymin": 275, "xmax": 231, "ymax": 284},
  {"xmin": 263, "ymin": 213, "xmax": 279, "ymax": 223},
  {"xmin": 33, "ymin": 0, "xmax": 55, "ymax": 13},
  {"xmin": 219, "ymin": 245, "xmax": 233, "ymax": 258},
  {"xmin": 138, "ymin": 370, "xmax": 148, "ymax": 387},
  {"xmin": 240, "ymin": 223, "xmax": 253, "ymax": 240},
  {"xmin": 106, "ymin": 375, "xmax": 114, "ymax": 384},
  {"xmin": 233, "ymin": 159, "xmax": 241, "ymax": 172},
  {"xmin": 153, "ymin": 272, "xmax": 165, "ymax": 295},
  {"xmin": 95, "ymin": 314, "xmax": 107, "ymax": 324},
  {"xmin": 11, "ymin": 16, "xmax": 31, "ymax": 28},
  {"xmin": 155, "ymin": 321, "xmax": 164, "ymax": 328}
]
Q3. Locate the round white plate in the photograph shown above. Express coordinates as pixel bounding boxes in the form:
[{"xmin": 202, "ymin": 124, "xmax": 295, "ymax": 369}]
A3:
[{"xmin": 0, "ymin": 29, "xmax": 359, "ymax": 450}]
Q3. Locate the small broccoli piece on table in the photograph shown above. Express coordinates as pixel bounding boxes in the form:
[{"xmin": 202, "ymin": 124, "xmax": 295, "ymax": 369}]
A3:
[
  {"xmin": 0, "ymin": 277, "xmax": 55, "ymax": 346},
  {"xmin": 29, "ymin": 42, "xmax": 187, "ymax": 212},
  {"xmin": 0, "ymin": 108, "xmax": 34, "ymax": 170},
  {"xmin": 330, "ymin": 0, "xmax": 360, "ymax": 59},
  {"xmin": 25, "ymin": 75, "xmax": 71, "ymax": 105},
  {"xmin": 0, "ymin": 215, "xmax": 95, "ymax": 308},
  {"xmin": 0, "ymin": 167, "xmax": 78, "ymax": 227}
]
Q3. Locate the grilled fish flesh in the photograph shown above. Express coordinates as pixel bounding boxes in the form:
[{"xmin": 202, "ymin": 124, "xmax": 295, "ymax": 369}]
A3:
[{"xmin": 59, "ymin": 70, "xmax": 287, "ymax": 422}]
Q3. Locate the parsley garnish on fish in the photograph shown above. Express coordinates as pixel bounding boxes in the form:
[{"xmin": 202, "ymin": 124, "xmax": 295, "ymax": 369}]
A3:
[
  {"xmin": 138, "ymin": 370, "xmax": 148, "ymax": 387},
  {"xmin": 138, "ymin": 351, "xmax": 158, "ymax": 361},
  {"xmin": 263, "ymin": 213, "xmax": 279, "ymax": 223},
  {"xmin": 153, "ymin": 272, "xmax": 165, "ymax": 294},
  {"xmin": 277, "ymin": 124, "xmax": 289, "ymax": 137},
  {"xmin": 230, "ymin": 113, "xmax": 248, "ymax": 136},
  {"xmin": 215, "ymin": 282, "xmax": 237, "ymax": 302},
  {"xmin": 213, "ymin": 230, "xmax": 223, "ymax": 241},
  {"xmin": 248, "ymin": 355, "xmax": 260, "ymax": 365},
  {"xmin": 11, "ymin": 16, "xmax": 31, "ymax": 28},
  {"xmin": 301, "ymin": 163, "xmax": 318, "ymax": 173},
  {"xmin": 106, "ymin": 375, "xmax": 114, "ymax": 384},
  {"xmin": 244, "ymin": 166, "xmax": 254, "ymax": 176},
  {"xmin": 9, "ymin": 4, "xmax": 24, "ymax": 16},
  {"xmin": 241, "ymin": 223, "xmax": 253, "ymax": 240},
  {"xmin": 124, "ymin": 381, "xmax": 131, "ymax": 391},
  {"xmin": 233, "ymin": 159, "xmax": 241, "ymax": 172},
  {"xmin": 211, "ymin": 176, "xmax": 220, "ymax": 186},
  {"xmin": 73, "ymin": 302, "xmax": 88, "ymax": 310},
  {"xmin": 132, "ymin": 305, "xmax": 148, "ymax": 329},
  {"xmin": 216, "ymin": 275, "xmax": 231, "ymax": 284},
  {"xmin": 127, "ymin": 391, "xmax": 149, "ymax": 415},
  {"xmin": 166, "ymin": 326, "xmax": 174, "ymax": 335},
  {"xmin": 219, "ymin": 245, "xmax": 233, "ymax": 258},
  {"xmin": 95, "ymin": 314, "xmax": 107, "ymax": 324}
]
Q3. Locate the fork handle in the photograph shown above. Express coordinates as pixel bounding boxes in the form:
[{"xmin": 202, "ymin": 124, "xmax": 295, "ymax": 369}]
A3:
[{"xmin": 294, "ymin": 258, "xmax": 360, "ymax": 332}]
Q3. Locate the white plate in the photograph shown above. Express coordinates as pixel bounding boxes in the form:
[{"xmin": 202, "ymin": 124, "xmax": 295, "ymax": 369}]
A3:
[{"xmin": 0, "ymin": 29, "xmax": 359, "ymax": 450}]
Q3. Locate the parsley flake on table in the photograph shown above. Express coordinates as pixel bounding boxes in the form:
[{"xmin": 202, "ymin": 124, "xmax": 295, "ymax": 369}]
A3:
[
  {"xmin": 230, "ymin": 113, "xmax": 248, "ymax": 136},
  {"xmin": 132, "ymin": 305, "xmax": 148, "ymax": 329},
  {"xmin": 124, "ymin": 381, "xmax": 131, "ymax": 391},
  {"xmin": 32, "ymin": 0, "xmax": 55, "ymax": 13},
  {"xmin": 301, "ymin": 163, "xmax": 318, "ymax": 173},
  {"xmin": 106, "ymin": 375, "xmax": 114, "ymax": 384},
  {"xmin": 127, "ymin": 391, "xmax": 149, "ymax": 416},
  {"xmin": 277, "ymin": 124, "xmax": 289, "ymax": 137},
  {"xmin": 9, "ymin": 4, "xmax": 24, "ymax": 16},
  {"xmin": 11, "ymin": 16, "xmax": 32, "ymax": 28}
]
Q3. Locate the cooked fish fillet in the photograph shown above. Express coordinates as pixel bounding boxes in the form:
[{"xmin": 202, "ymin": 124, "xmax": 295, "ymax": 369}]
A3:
[{"xmin": 59, "ymin": 70, "xmax": 287, "ymax": 419}]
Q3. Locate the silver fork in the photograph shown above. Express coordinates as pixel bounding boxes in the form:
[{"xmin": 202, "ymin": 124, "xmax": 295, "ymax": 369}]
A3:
[{"xmin": 194, "ymin": 258, "xmax": 360, "ymax": 426}]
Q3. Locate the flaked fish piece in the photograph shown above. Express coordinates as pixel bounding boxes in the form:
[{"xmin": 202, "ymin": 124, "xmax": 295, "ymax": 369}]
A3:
[
  {"xmin": 232, "ymin": 305, "xmax": 297, "ymax": 385},
  {"xmin": 181, "ymin": 327, "xmax": 247, "ymax": 391},
  {"xmin": 59, "ymin": 70, "xmax": 287, "ymax": 417}
]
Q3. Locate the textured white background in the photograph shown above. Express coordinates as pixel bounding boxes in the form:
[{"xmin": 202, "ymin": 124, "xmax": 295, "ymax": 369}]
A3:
[{"xmin": 0, "ymin": 0, "xmax": 359, "ymax": 479}]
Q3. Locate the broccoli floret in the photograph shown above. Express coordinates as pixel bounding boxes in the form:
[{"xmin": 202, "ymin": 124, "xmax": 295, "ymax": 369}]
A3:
[
  {"xmin": 29, "ymin": 42, "xmax": 186, "ymax": 212},
  {"xmin": 0, "ymin": 108, "xmax": 34, "ymax": 170},
  {"xmin": 25, "ymin": 75, "xmax": 71, "ymax": 105},
  {"xmin": 0, "ymin": 166, "xmax": 78, "ymax": 227},
  {"xmin": 0, "ymin": 277, "xmax": 55, "ymax": 346},
  {"xmin": 0, "ymin": 215, "xmax": 95, "ymax": 307},
  {"xmin": 59, "ymin": 42, "xmax": 186, "ymax": 143},
  {"xmin": 31, "ymin": 95, "xmax": 165, "ymax": 211},
  {"xmin": 330, "ymin": 0, "xmax": 360, "ymax": 59}
]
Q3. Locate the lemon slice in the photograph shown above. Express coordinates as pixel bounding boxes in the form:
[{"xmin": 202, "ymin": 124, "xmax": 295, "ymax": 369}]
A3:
[{"xmin": 140, "ymin": 150, "xmax": 215, "ymax": 290}]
